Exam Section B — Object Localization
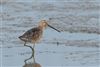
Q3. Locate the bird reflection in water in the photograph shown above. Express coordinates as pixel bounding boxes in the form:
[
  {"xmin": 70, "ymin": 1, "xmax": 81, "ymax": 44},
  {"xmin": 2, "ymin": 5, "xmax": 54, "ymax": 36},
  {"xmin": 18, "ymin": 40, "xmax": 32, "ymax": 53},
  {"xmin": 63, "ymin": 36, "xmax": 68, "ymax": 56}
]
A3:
[{"xmin": 23, "ymin": 62, "xmax": 41, "ymax": 67}]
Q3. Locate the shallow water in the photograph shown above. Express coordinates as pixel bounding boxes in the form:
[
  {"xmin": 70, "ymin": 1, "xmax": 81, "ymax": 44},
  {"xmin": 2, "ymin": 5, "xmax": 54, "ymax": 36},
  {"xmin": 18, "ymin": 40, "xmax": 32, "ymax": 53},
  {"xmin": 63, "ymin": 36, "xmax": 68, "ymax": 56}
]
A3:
[{"xmin": 0, "ymin": 0, "xmax": 100, "ymax": 67}]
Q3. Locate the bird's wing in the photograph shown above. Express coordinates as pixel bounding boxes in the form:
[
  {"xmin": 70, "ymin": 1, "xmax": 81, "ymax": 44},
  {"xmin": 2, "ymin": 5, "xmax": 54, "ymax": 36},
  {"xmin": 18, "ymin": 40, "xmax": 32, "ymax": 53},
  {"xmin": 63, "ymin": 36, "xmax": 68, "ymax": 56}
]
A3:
[{"xmin": 23, "ymin": 27, "xmax": 40, "ymax": 39}]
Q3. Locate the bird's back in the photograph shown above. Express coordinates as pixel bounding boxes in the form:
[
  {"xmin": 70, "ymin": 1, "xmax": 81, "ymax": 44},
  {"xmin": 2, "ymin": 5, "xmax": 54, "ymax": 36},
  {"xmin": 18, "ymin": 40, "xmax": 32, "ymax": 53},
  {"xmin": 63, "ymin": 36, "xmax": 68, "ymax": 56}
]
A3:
[{"xmin": 19, "ymin": 27, "xmax": 43, "ymax": 43}]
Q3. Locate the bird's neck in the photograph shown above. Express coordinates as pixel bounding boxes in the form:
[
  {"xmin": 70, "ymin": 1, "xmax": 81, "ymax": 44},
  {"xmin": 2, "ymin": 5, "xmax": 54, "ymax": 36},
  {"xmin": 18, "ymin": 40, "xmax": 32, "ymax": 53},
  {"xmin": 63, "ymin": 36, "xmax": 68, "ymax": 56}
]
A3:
[{"xmin": 38, "ymin": 26, "xmax": 46, "ymax": 30}]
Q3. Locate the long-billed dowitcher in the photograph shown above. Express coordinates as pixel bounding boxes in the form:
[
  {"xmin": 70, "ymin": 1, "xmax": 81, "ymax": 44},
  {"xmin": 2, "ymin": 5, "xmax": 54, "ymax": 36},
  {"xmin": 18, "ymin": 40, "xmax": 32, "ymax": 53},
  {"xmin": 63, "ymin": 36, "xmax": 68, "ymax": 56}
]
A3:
[{"xmin": 19, "ymin": 20, "xmax": 60, "ymax": 50}]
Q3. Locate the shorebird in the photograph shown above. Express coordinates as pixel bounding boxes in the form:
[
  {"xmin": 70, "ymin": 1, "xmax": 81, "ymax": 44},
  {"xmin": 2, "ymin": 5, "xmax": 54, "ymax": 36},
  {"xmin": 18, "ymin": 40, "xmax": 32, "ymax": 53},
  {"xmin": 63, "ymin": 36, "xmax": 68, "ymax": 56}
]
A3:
[{"xmin": 19, "ymin": 20, "xmax": 60, "ymax": 50}]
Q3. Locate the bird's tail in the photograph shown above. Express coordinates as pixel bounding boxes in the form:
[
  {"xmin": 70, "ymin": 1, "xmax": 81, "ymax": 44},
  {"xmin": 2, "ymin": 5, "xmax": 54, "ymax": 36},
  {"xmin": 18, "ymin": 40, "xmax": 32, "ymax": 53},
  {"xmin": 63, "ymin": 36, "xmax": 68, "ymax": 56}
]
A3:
[{"xmin": 18, "ymin": 36, "xmax": 28, "ymax": 42}]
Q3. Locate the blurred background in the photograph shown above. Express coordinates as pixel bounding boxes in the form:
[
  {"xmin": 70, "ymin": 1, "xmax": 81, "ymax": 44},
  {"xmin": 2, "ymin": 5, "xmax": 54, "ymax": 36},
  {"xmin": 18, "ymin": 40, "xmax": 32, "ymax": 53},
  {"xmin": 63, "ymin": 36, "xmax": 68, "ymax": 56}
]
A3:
[{"xmin": 0, "ymin": 0, "xmax": 100, "ymax": 67}]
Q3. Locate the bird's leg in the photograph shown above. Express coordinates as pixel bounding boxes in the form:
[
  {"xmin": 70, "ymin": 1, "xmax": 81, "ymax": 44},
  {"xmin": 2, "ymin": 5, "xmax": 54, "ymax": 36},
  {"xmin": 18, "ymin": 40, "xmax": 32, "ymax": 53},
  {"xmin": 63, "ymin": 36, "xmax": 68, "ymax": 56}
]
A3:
[
  {"xmin": 33, "ymin": 43, "xmax": 35, "ymax": 49},
  {"xmin": 24, "ymin": 53, "xmax": 33, "ymax": 64},
  {"xmin": 32, "ymin": 43, "xmax": 35, "ymax": 63},
  {"xmin": 33, "ymin": 56, "xmax": 35, "ymax": 63},
  {"xmin": 24, "ymin": 49, "xmax": 35, "ymax": 63},
  {"xmin": 24, "ymin": 42, "xmax": 34, "ymax": 63},
  {"xmin": 24, "ymin": 42, "xmax": 33, "ymax": 52}
]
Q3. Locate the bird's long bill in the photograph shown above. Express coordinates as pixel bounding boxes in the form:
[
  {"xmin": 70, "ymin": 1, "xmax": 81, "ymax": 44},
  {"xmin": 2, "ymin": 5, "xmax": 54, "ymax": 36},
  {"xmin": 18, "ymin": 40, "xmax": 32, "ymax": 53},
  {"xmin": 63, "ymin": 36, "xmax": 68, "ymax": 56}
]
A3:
[{"xmin": 48, "ymin": 24, "xmax": 60, "ymax": 32}]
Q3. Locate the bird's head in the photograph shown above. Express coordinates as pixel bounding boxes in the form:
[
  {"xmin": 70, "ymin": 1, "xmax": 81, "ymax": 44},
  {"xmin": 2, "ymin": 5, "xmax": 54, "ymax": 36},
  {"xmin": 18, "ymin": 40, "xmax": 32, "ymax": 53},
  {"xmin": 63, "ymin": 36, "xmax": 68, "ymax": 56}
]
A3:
[
  {"xmin": 39, "ymin": 20, "xmax": 60, "ymax": 32},
  {"xmin": 39, "ymin": 20, "xmax": 48, "ymax": 29}
]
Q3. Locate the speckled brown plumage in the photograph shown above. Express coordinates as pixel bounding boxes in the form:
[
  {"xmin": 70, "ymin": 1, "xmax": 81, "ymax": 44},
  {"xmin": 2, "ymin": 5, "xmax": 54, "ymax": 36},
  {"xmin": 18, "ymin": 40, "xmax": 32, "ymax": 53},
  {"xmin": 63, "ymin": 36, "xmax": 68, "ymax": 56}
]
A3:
[
  {"xmin": 19, "ymin": 20, "xmax": 60, "ymax": 45},
  {"xmin": 19, "ymin": 27, "xmax": 43, "ymax": 43}
]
